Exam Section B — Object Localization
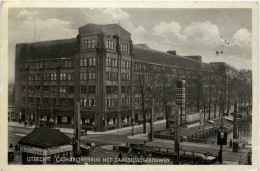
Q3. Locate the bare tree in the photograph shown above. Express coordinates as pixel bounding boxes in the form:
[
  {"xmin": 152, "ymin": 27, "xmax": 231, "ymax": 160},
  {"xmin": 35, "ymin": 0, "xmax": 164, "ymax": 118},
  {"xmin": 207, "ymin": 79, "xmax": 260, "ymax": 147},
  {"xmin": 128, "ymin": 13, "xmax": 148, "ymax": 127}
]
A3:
[{"xmin": 135, "ymin": 67, "xmax": 157, "ymax": 134}]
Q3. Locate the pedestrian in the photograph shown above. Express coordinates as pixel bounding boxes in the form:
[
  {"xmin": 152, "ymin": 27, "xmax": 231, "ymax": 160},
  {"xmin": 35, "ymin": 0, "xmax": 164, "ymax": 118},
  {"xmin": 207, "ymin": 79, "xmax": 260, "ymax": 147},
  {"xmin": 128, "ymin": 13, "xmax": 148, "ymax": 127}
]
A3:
[
  {"xmin": 24, "ymin": 121, "xmax": 27, "ymax": 127},
  {"xmin": 15, "ymin": 144, "xmax": 19, "ymax": 153},
  {"xmin": 229, "ymin": 139, "xmax": 233, "ymax": 147},
  {"xmin": 118, "ymin": 151, "xmax": 123, "ymax": 164},
  {"xmin": 128, "ymin": 148, "xmax": 133, "ymax": 158}
]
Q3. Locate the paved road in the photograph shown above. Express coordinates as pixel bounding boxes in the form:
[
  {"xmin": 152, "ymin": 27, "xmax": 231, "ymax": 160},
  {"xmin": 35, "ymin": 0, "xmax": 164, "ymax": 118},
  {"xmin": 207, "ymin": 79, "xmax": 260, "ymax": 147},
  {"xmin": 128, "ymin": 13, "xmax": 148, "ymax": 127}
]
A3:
[
  {"xmin": 8, "ymin": 123, "xmax": 166, "ymax": 164},
  {"xmin": 8, "ymin": 121, "xmax": 249, "ymax": 165}
]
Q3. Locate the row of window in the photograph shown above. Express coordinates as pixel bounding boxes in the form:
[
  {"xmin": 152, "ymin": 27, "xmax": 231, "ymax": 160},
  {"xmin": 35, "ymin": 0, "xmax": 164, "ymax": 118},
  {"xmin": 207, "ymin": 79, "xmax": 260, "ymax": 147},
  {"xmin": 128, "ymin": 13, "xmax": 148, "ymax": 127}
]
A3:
[
  {"xmin": 80, "ymin": 85, "xmax": 96, "ymax": 94},
  {"xmin": 60, "ymin": 86, "xmax": 74, "ymax": 93},
  {"xmin": 107, "ymin": 116, "xmax": 131, "ymax": 125},
  {"xmin": 106, "ymin": 58, "xmax": 118, "ymax": 67},
  {"xmin": 80, "ymin": 58, "xmax": 96, "ymax": 67},
  {"xmin": 106, "ymin": 99, "xmax": 117, "ymax": 107},
  {"xmin": 106, "ymin": 72, "xmax": 118, "ymax": 81},
  {"xmin": 106, "ymin": 98, "xmax": 131, "ymax": 107},
  {"xmin": 121, "ymin": 73, "xmax": 131, "ymax": 81},
  {"xmin": 80, "ymin": 99, "xmax": 96, "ymax": 107},
  {"xmin": 25, "ymin": 73, "xmax": 73, "ymax": 81},
  {"xmin": 122, "ymin": 98, "xmax": 131, "ymax": 106},
  {"xmin": 24, "ymin": 60, "xmax": 74, "ymax": 70},
  {"xmin": 106, "ymin": 86, "xmax": 131, "ymax": 94},
  {"xmin": 121, "ymin": 60, "xmax": 131, "ymax": 69},
  {"xmin": 79, "ymin": 72, "xmax": 96, "ymax": 80},
  {"xmin": 27, "ymin": 97, "xmax": 74, "ymax": 106},
  {"xmin": 84, "ymin": 40, "xmax": 95, "ymax": 49},
  {"xmin": 135, "ymin": 75, "xmax": 150, "ymax": 82}
]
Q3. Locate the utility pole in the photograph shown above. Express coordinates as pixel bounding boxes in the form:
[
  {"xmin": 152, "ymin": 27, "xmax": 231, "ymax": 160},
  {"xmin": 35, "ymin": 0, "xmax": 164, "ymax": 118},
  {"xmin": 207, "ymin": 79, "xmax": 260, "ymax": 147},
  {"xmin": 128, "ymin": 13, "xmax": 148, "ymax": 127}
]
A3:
[
  {"xmin": 149, "ymin": 98, "xmax": 154, "ymax": 141},
  {"xmin": 75, "ymin": 102, "xmax": 81, "ymax": 154},
  {"xmin": 233, "ymin": 101, "xmax": 239, "ymax": 152},
  {"xmin": 174, "ymin": 105, "xmax": 180, "ymax": 164}
]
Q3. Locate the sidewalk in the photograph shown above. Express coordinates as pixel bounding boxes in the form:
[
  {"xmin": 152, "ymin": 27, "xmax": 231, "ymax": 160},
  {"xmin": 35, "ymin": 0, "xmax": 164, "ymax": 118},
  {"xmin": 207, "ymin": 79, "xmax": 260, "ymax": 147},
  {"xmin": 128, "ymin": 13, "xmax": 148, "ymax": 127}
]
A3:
[{"xmin": 8, "ymin": 120, "xmax": 166, "ymax": 135}]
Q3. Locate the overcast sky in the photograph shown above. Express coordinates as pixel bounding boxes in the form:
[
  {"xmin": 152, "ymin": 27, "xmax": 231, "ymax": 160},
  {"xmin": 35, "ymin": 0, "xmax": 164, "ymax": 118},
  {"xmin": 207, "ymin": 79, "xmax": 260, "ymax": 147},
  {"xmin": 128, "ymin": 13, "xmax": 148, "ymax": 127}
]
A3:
[{"xmin": 8, "ymin": 8, "xmax": 252, "ymax": 82}]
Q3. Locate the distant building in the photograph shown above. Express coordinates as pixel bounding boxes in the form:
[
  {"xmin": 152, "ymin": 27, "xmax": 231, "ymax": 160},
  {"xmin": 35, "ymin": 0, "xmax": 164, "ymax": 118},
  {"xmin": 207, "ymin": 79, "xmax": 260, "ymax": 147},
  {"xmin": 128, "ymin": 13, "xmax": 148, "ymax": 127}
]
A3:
[{"xmin": 15, "ymin": 23, "xmax": 225, "ymax": 131}]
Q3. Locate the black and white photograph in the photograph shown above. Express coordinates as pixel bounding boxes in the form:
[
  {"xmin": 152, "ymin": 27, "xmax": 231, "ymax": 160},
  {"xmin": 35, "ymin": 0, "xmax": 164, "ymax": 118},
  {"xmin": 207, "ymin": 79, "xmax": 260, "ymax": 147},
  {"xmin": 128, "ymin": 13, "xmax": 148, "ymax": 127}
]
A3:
[{"xmin": 1, "ymin": 1, "xmax": 259, "ymax": 169}]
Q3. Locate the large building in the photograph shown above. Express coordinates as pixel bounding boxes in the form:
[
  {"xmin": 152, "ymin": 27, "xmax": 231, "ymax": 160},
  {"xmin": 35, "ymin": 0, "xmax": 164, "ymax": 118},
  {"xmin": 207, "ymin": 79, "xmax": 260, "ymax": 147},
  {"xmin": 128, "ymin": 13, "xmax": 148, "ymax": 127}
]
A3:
[{"xmin": 15, "ymin": 23, "xmax": 224, "ymax": 131}]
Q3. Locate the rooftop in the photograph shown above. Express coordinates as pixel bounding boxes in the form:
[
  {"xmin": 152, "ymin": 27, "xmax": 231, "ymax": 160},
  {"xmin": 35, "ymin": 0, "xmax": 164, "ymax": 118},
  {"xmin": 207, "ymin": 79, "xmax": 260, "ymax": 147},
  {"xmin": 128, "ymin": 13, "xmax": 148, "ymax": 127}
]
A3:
[
  {"xmin": 18, "ymin": 127, "xmax": 72, "ymax": 149},
  {"xmin": 133, "ymin": 45, "xmax": 201, "ymax": 70}
]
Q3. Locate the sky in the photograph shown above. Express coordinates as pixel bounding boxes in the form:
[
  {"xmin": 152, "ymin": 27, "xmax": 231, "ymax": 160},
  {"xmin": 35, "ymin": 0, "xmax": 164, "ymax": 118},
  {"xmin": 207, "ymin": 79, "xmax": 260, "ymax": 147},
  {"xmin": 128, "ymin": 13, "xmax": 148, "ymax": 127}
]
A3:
[{"xmin": 8, "ymin": 8, "xmax": 252, "ymax": 82}]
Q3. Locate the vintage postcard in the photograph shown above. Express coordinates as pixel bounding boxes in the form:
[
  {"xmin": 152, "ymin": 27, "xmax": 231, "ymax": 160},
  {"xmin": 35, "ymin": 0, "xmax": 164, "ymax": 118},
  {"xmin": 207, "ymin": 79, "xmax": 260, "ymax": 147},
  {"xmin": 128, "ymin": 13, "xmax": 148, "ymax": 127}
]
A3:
[{"xmin": 0, "ymin": 1, "xmax": 259, "ymax": 171}]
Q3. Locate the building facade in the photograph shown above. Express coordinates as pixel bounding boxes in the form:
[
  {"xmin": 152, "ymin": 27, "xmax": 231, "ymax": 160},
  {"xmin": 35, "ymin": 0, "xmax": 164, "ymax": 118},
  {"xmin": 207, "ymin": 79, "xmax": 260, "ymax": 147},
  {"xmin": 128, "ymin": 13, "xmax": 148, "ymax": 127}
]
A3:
[{"xmin": 15, "ymin": 23, "xmax": 224, "ymax": 131}]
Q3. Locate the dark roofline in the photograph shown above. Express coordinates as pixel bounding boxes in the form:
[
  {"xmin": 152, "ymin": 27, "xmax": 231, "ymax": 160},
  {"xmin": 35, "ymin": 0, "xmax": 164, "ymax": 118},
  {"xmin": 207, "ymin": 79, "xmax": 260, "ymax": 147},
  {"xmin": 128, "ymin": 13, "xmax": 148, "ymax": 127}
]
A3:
[
  {"xmin": 18, "ymin": 127, "xmax": 72, "ymax": 149},
  {"xmin": 133, "ymin": 46, "xmax": 201, "ymax": 70},
  {"xmin": 16, "ymin": 38, "xmax": 77, "ymax": 48}
]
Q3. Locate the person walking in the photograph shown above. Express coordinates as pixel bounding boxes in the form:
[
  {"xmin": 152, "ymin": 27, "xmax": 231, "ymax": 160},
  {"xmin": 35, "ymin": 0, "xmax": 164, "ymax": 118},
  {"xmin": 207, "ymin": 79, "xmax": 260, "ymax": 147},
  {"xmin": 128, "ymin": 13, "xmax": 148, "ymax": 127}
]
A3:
[
  {"xmin": 118, "ymin": 151, "xmax": 123, "ymax": 164},
  {"xmin": 229, "ymin": 139, "xmax": 233, "ymax": 147},
  {"xmin": 15, "ymin": 144, "xmax": 19, "ymax": 153}
]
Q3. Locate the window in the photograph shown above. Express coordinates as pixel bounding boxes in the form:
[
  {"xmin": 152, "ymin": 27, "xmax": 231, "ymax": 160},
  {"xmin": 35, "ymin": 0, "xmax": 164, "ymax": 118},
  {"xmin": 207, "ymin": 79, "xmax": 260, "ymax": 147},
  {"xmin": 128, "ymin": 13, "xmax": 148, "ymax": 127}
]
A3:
[
  {"xmin": 28, "ymin": 97, "xmax": 34, "ymax": 103},
  {"xmin": 35, "ymin": 74, "xmax": 41, "ymax": 81},
  {"xmin": 112, "ymin": 86, "xmax": 118, "ymax": 93},
  {"xmin": 43, "ymin": 86, "xmax": 49, "ymax": 93},
  {"xmin": 51, "ymin": 86, "xmax": 56, "ymax": 92},
  {"xmin": 80, "ymin": 73, "xmax": 87, "ymax": 80},
  {"xmin": 106, "ymin": 58, "xmax": 112, "ymax": 67},
  {"xmin": 28, "ymin": 86, "xmax": 34, "ymax": 93},
  {"xmin": 106, "ymin": 99, "xmax": 117, "ymax": 107},
  {"xmin": 121, "ymin": 61, "xmax": 126, "ymax": 68},
  {"xmin": 81, "ymin": 99, "xmax": 95, "ymax": 107},
  {"xmin": 121, "ymin": 86, "xmax": 125, "ymax": 93},
  {"xmin": 65, "ymin": 60, "xmax": 73, "ymax": 68},
  {"xmin": 88, "ymin": 72, "xmax": 96, "ymax": 80},
  {"xmin": 88, "ymin": 86, "xmax": 95, "ymax": 93},
  {"xmin": 68, "ymin": 98, "xmax": 74, "ymax": 106},
  {"xmin": 112, "ymin": 59, "xmax": 118, "ymax": 67},
  {"xmin": 35, "ymin": 86, "xmax": 40, "ymax": 92},
  {"xmin": 107, "ymin": 58, "xmax": 118, "ymax": 67},
  {"xmin": 67, "ymin": 73, "xmax": 73, "ymax": 80},
  {"xmin": 88, "ymin": 99, "xmax": 95, "ymax": 107},
  {"xmin": 106, "ymin": 86, "xmax": 117, "ymax": 94},
  {"xmin": 121, "ymin": 73, "xmax": 131, "ymax": 81},
  {"xmin": 80, "ymin": 58, "xmax": 87, "ymax": 67},
  {"xmin": 60, "ymin": 86, "xmax": 66, "ymax": 93},
  {"xmin": 28, "ymin": 74, "xmax": 34, "ymax": 81},
  {"xmin": 106, "ymin": 40, "xmax": 114, "ymax": 50},
  {"xmin": 89, "ymin": 58, "xmax": 96, "ymax": 66},
  {"xmin": 106, "ymin": 72, "xmax": 118, "ymax": 81},
  {"xmin": 84, "ymin": 39, "xmax": 95, "ymax": 49},
  {"xmin": 126, "ymin": 61, "xmax": 131, "ymax": 69},
  {"xmin": 44, "ymin": 74, "xmax": 49, "ymax": 80},
  {"xmin": 80, "ymin": 86, "xmax": 87, "ymax": 94},
  {"xmin": 43, "ymin": 98, "xmax": 49, "ymax": 104},
  {"xmin": 50, "ymin": 73, "xmax": 57, "ymax": 81},
  {"xmin": 67, "ymin": 86, "xmax": 74, "ymax": 93},
  {"xmin": 122, "ymin": 98, "xmax": 131, "ymax": 106},
  {"xmin": 60, "ymin": 98, "xmax": 66, "ymax": 105},
  {"xmin": 122, "ymin": 61, "xmax": 131, "ymax": 69},
  {"xmin": 120, "ymin": 44, "xmax": 128, "ymax": 53},
  {"xmin": 106, "ymin": 86, "xmax": 111, "ymax": 94},
  {"xmin": 60, "ymin": 73, "xmax": 66, "ymax": 81}
]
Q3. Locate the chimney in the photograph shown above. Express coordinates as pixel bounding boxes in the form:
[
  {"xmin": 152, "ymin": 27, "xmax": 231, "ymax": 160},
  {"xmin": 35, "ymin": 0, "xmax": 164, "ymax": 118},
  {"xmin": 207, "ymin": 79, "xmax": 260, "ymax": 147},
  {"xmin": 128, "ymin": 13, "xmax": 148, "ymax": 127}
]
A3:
[
  {"xmin": 186, "ymin": 56, "xmax": 202, "ymax": 64},
  {"xmin": 167, "ymin": 50, "xmax": 177, "ymax": 55}
]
